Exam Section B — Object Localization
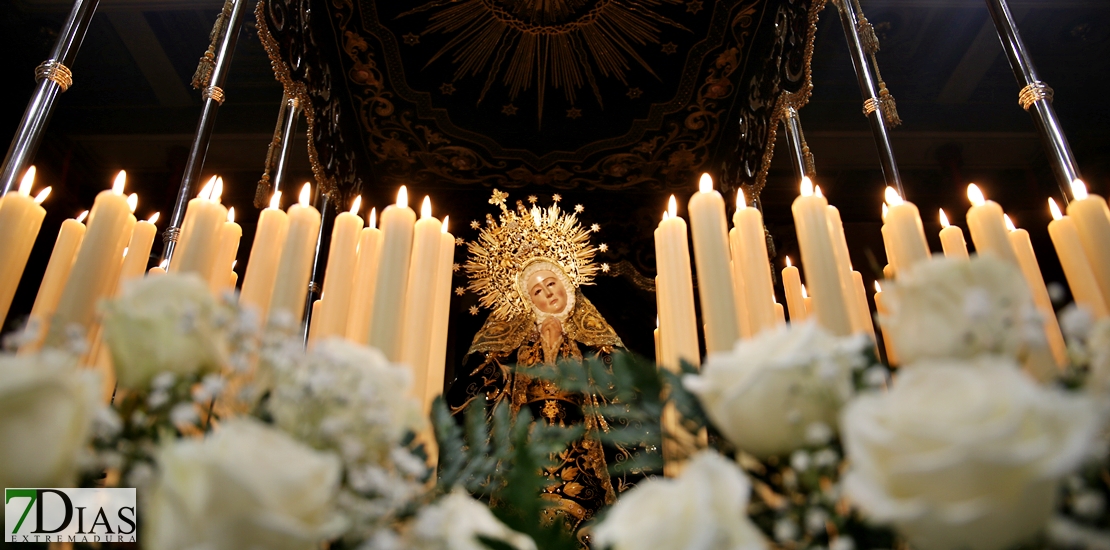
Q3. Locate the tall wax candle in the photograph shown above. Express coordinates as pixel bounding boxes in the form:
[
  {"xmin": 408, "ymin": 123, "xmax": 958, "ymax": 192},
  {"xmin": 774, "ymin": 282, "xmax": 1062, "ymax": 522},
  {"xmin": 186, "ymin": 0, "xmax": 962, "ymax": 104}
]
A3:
[
  {"xmin": 401, "ymin": 197, "xmax": 443, "ymax": 401},
  {"xmin": 1066, "ymin": 180, "xmax": 1110, "ymax": 311},
  {"xmin": 938, "ymin": 209, "xmax": 970, "ymax": 260},
  {"xmin": 22, "ymin": 213, "xmax": 86, "ymax": 352},
  {"xmin": 965, "ymin": 184, "xmax": 1019, "ymax": 265},
  {"xmin": 1007, "ymin": 218, "xmax": 1067, "ymax": 368},
  {"xmin": 168, "ymin": 176, "xmax": 216, "ymax": 272},
  {"xmin": 118, "ymin": 212, "xmax": 159, "ymax": 289},
  {"xmin": 316, "ymin": 196, "xmax": 365, "ymax": 340},
  {"xmin": 774, "ymin": 302, "xmax": 786, "ymax": 326},
  {"xmin": 209, "ymin": 207, "xmax": 242, "ymax": 294},
  {"xmin": 425, "ymin": 217, "xmax": 456, "ymax": 413},
  {"xmin": 781, "ymin": 256, "xmax": 807, "ymax": 322},
  {"xmin": 883, "ymin": 187, "xmax": 931, "ymax": 271},
  {"xmin": 240, "ymin": 192, "xmax": 289, "ymax": 321},
  {"xmin": 873, "ymin": 282, "xmax": 898, "ymax": 366},
  {"xmin": 47, "ymin": 171, "xmax": 132, "ymax": 347},
  {"xmin": 347, "ymin": 209, "xmax": 383, "ymax": 343},
  {"xmin": 1048, "ymin": 198, "xmax": 1107, "ymax": 318},
  {"xmin": 733, "ymin": 189, "xmax": 777, "ymax": 335},
  {"xmin": 688, "ymin": 174, "xmax": 739, "ymax": 352},
  {"xmin": 851, "ymin": 271, "xmax": 876, "ymax": 343},
  {"xmin": 0, "ymin": 167, "xmax": 49, "ymax": 324},
  {"xmin": 369, "ymin": 187, "xmax": 416, "ymax": 361},
  {"xmin": 791, "ymin": 177, "xmax": 852, "ymax": 336},
  {"xmin": 655, "ymin": 198, "xmax": 700, "ymax": 368},
  {"xmin": 727, "ymin": 231, "xmax": 752, "ymax": 339},
  {"xmin": 269, "ymin": 183, "xmax": 322, "ymax": 325},
  {"xmin": 827, "ymin": 204, "xmax": 867, "ymax": 335},
  {"xmin": 177, "ymin": 177, "xmax": 227, "ymax": 277}
]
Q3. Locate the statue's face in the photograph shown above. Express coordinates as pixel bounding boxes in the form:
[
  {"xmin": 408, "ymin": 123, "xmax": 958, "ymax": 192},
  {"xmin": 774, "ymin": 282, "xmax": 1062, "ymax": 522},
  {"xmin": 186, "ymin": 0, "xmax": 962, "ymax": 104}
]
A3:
[{"xmin": 527, "ymin": 269, "xmax": 568, "ymax": 315}]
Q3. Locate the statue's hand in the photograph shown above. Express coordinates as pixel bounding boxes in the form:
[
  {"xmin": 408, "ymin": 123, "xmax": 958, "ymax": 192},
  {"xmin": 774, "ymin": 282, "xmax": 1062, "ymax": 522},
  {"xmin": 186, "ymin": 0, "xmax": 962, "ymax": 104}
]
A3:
[{"xmin": 540, "ymin": 316, "xmax": 563, "ymax": 363}]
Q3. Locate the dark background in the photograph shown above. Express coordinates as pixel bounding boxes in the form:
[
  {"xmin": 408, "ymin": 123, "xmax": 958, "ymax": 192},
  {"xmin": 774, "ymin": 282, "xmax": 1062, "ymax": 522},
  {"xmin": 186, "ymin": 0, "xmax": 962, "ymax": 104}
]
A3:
[{"xmin": 3, "ymin": 0, "xmax": 1109, "ymax": 381}]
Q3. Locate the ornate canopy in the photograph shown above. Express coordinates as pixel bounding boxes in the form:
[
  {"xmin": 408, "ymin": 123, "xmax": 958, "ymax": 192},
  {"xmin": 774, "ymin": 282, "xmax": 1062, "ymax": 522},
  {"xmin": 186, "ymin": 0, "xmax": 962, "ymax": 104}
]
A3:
[{"xmin": 256, "ymin": 0, "xmax": 823, "ymax": 203}]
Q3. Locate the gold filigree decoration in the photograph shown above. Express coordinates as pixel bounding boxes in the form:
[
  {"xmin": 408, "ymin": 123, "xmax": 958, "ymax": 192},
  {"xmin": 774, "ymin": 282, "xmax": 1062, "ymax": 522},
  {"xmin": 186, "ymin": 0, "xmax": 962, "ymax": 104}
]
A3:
[
  {"xmin": 465, "ymin": 189, "xmax": 599, "ymax": 320},
  {"xmin": 401, "ymin": 0, "xmax": 686, "ymax": 124}
]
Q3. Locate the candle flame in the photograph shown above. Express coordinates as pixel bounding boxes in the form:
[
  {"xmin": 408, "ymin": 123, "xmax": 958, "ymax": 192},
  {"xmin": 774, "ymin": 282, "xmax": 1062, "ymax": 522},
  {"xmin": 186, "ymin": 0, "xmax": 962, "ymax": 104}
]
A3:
[
  {"xmin": 232, "ymin": 260, "xmax": 237, "ymax": 270},
  {"xmin": 442, "ymin": 215, "xmax": 449, "ymax": 233},
  {"xmin": 801, "ymin": 284, "xmax": 809, "ymax": 299},
  {"xmin": 33, "ymin": 187, "xmax": 51, "ymax": 205},
  {"xmin": 269, "ymin": 191, "xmax": 282, "ymax": 210},
  {"xmin": 814, "ymin": 185, "xmax": 824, "ymax": 199},
  {"xmin": 967, "ymin": 183, "xmax": 986, "ymax": 206},
  {"xmin": 1048, "ymin": 198, "xmax": 1064, "ymax": 221},
  {"xmin": 656, "ymin": 316, "xmax": 660, "ymax": 329},
  {"xmin": 874, "ymin": 280, "xmax": 882, "ymax": 293},
  {"xmin": 800, "ymin": 176, "xmax": 814, "ymax": 197},
  {"xmin": 1004, "ymin": 214, "xmax": 1016, "ymax": 232},
  {"xmin": 785, "ymin": 255, "xmax": 792, "ymax": 267},
  {"xmin": 127, "ymin": 193, "xmax": 138, "ymax": 213},
  {"xmin": 397, "ymin": 185, "xmax": 408, "ymax": 208},
  {"xmin": 939, "ymin": 208, "xmax": 950, "ymax": 228},
  {"xmin": 159, "ymin": 259, "xmax": 169, "ymax": 270},
  {"xmin": 736, "ymin": 189, "xmax": 748, "ymax": 210},
  {"xmin": 227, "ymin": 207, "xmax": 235, "ymax": 223},
  {"xmin": 350, "ymin": 195, "xmax": 362, "ymax": 215},
  {"xmin": 198, "ymin": 177, "xmax": 214, "ymax": 200},
  {"xmin": 148, "ymin": 212, "xmax": 160, "ymax": 224},
  {"xmin": 212, "ymin": 177, "xmax": 224, "ymax": 202},
  {"xmin": 662, "ymin": 210, "xmax": 669, "ymax": 222},
  {"xmin": 112, "ymin": 170, "xmax": 127, "ymax": 195},
  {"xmin": 76, "ymin": 210, "xmax": 89, "ymax": 223},
  {"xmin": 298, "ymin": 183, "xmax": 311, "ymax": 206},
  {"xmin": 421, "ymin": 196, "xmax": 432, "ymax": 219},
  {"xmin": 123, "ymin": 247, "xmax": 128, "ymax": 258},
  {"xmin": 1071, "ymin": 179, "xmax": 1089, "ymax": 201},
  {"xmin": 698, "ymin": 172, "xmax": 713, "ymax": 193},
  {"xmin": 667, "ymin": 195, "xmax": 677, "ymax": 218},
  {"xmin": 884, "ymin": 186, "xmax": 903, "ymax": 206},
  {"xmin": 369, "ymin": 207, "xmax": 377, "ymax": 229},
  {"xmin": 18, "ymin": 166, "xmax": 36, "ymax": 196},
  {"xmin": 881, "ymin": 203, "xmax": 889, "ymax": 222}
]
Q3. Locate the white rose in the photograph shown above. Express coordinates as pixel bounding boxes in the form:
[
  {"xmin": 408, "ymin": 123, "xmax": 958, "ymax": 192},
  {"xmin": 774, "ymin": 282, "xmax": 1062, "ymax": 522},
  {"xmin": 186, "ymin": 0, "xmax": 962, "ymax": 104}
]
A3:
[
  {"xmin": 102, "ymin": 273, "xmax": 230, "ymax": 390},
  {"xmin": 593, "ymin": 450, "xmax": 767, "ymax": 550},
  {"xmin": 683, "ymin": 322, "xmax": 868, "ymax": 457},
  {"xmin": 881, "ymin": 256, "xmax": 1041, "ymax": 365},
  {"xmin": 0, "ymin": 350, "xmax": 100, "ymax": 488},
  {"xmin": 841, "ymin": 357, "xmax": 1100, "ymax": 550},
  {"xmin": 406, "ymin": 488, "xmax": 536, "ymax": 550},
  {"xmin": 144, "ymin": 418, "xmax": 347, "ymax": 550},
  {"xmin": 267, "ymin": 338, "xmax": 425, "ymax": 467}
]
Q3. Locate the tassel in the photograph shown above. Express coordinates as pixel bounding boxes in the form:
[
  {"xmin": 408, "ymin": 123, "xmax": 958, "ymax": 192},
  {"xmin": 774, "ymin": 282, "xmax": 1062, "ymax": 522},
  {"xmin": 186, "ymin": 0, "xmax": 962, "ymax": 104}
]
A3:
[
  {"xmin": 857, "ymin": 15, "xmax": 879, "ymax": 54},
  {"xmin": 190, "ymin": 0, "xmax": 234, "ymax": 89},
  {"xmin": 877, "ymin": 81, "xmax": 902, "ymax": 128}
]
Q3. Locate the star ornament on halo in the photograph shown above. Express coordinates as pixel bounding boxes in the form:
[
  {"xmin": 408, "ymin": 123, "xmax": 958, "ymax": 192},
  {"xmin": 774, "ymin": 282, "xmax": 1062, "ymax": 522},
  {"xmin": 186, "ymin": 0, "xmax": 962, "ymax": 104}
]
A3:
[
  {"xmin": 469, "ymin": 306, "xmax": 480, "ymax": 316},
  {"xmin": 470, "ymin": 220, "xmax": 480, "ymax": 230},
  {"xmin": 598, "ymin": 243, "xmax": 608, "ymax": 253},
  {"xmin": 590, "ymin": 223, "xmax": 600, "ymax": 233},
  {"xmin": 601, "ymin": 263, "xmax": 611, "ymax": 273},
  {"xmin": 489, "ymin": 189, "xmax": 509, "ymax": 207},
  {"xmin": 574, "ymin": 204, "xmax": 585, "ymax": 213},
  {"xmin": 455, "ymin": 286, "xmax": 466, "ymax": 296},
  {"xmin": 455, "ymin": 237, "xmax": 465, "ymax": 246}
]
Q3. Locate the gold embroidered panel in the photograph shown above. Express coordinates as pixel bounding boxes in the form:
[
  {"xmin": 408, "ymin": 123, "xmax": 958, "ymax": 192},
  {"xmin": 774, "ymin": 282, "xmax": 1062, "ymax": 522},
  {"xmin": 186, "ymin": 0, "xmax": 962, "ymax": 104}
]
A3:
[{"xmin": 256, "ymin": 0, "xmax": 823, "ymax": 202}]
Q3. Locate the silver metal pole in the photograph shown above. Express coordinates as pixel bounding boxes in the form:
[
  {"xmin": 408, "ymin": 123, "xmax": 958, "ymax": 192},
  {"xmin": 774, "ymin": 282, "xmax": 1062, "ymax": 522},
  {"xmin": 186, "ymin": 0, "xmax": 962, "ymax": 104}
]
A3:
[
  {"xmin": 781, "ymin": 106, "xmax": 815, "ymax": 182},
  {"xmin": 0, "ymin": 0, "xmax": 99, "ymax": 194},
  {"xmin": 302, "ymin": 193, "xmax": 330, "ymax": 345},
  {"xmin": 272, "ymin": 96, "xmax": 301, "ymax": 198},
  {"xmin": 832, "ymin": 0, "xmax": 904, "ymax": 198},
  {"xmin": 984, "ymin": 0, "xmax": 1078, "ymax": 203},
  {"xmin": 161, "ymin": 0, "xmax": 249, "ymax": 263}
]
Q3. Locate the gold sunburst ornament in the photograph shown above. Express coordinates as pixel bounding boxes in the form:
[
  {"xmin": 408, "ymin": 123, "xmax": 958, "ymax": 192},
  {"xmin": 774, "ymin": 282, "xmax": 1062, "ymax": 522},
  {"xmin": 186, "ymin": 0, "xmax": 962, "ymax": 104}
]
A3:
[{"xmin": 465, "ymin": 189, "xmax": 599, "ymax": 320}]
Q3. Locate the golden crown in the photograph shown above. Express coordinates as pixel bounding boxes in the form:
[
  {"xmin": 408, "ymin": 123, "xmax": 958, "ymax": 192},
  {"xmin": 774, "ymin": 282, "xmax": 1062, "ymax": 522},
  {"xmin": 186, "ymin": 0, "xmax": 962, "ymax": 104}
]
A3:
[{"xmin": 464, "ymin": 190, "xmax": 603, "ymax": 320}]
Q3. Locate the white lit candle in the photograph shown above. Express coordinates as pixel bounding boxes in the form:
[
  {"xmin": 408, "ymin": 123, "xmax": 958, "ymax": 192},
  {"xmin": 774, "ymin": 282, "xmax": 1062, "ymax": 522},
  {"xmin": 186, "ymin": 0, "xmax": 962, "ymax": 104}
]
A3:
[
  {"xmin": 655, "ymin": 197, "xmax": 700, "ymax": 368},
  {"xmin": 732, "ymin": 188, "xmax": 776, "ymax": 335},
  {"xmin": 938, "ymin": 208, "xmax": 970, "ymax": 260},
  {"xmin": 826, "ymin": 202, "xmax": 866, "ymax": 334},
  {"xmin": 269, "ymin": 183, "xmax": 322, "ymax": 325},
  {"xmin": 965, "ymin": 184, "xmax": 1018, "ymax": 265},
  {"xmin": 791, "ymin": 177, "xmax": 851, "ymax": 335},
  {"xmin": 688, "ymin": 174, "xmax": 739, "ymax": 351},
  {"xmin": 22, "ymin": 210, "xmax": 86, "ymax": 352},
  {"xmin": 883, "ymin": 186, "xmax": 930, "ymax": 271},
  {"xmin": 209, "ymin": 207, "xmax": 242, "ymax": 294},
  {"xmin": 873, "ymin": 281, "xmax": 897, "ymax": 366},
  {"xmin": 425, "ymin": 216, "xmax": 455, "ymax": 413},
  {"xmin": 315, "ymin": 196, "xmax": 365, "ymax": 340},
  {"xmin": 0, "ymin": 167, "xmax": 49, "ymax": 324},
  {"xmin": 48, "ymin": 171, "xmax": 133, "ymax": 346},
  {"xmin": 781, "ymin": 256, "xmax": 807, "ymax": 322},
  {"xmin": 369, "ymin": 187, "xmax": 416, "ymax": 361},
  {"xmin": 1065, "ymin": 180, "xmax": 1110, "ymax": 311},
  {"xmin": 1006, "ymin": 216, "xmax": 1067, "ymax": 368},
  {"xmin": 347, "ymin": 208, "xmax": 383, "ymax": 343},
  {"xmin": 118, "ymin": 212, "xmax": 159, "ymax": 289},
  {"xmin": 176, "ymin": 177, "xmax": 228, "ymax": 277},
  {"xmin": 401, "ymin": 197, "xmax": 443, "ymax": 401},
  {"xmin": 1047, "ymin": 198, "xmax": 1107, "ymax": 318},
  {"xmin": 240, "ymin": 192, "xmax": 290, "ymax": 321}
]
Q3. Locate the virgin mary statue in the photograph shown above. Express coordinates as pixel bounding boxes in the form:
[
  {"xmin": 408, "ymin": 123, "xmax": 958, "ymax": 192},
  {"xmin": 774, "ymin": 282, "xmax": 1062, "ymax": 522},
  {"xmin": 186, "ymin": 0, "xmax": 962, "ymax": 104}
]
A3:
[{"xmin": 449, "ymin": 190, "xmax": 641, "ymax": 531}]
